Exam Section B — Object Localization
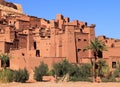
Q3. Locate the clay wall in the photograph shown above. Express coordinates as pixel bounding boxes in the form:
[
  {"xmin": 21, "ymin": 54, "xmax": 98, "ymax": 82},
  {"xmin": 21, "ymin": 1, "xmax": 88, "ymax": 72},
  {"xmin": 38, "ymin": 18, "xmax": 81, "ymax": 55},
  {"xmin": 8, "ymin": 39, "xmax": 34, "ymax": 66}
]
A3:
[
  {"xmin": 18, "ymin": 20, "xmax": 29, "ymax": 30},
  {"xmin": 0, "ymin": 0, "xmax": 5, "ymax": 5},
  {"xmin": 18, "ymin": 35, "xmax": 27, "ymax": 49},
  {"xmin": 97, "ymin": 36, "xmax": 120, "ymax": 70},
  {"xmin": 64, "ymin": 25, "xmax": 77, "ymax": 63},
  {"xmin": 75, "ymin": 33, "xmax": 89, "ymax": 63},
  {"xmin": 0, "ymin": 41, "xmax": 5, "ymax": 53},
  {"xmin": 29, "ymin": 16, "xmax": 41, "ymax": 27}
]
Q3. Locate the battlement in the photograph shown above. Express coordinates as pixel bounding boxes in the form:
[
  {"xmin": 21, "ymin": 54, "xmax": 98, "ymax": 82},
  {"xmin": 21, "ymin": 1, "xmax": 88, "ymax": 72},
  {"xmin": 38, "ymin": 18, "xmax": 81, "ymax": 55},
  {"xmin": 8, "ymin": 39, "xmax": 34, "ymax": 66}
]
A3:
[{"xmin": 0, "ymin": 4, "xmax": 23, "ymax": 14}]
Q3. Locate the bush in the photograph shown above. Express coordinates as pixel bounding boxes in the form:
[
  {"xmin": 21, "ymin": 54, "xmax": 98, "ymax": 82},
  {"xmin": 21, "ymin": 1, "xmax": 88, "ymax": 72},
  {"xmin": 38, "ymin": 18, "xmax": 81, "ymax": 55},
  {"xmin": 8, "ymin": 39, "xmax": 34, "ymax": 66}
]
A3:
[
  {"xmin": 69, "ymin": 63, "xmax": 92, "ymax": 81},
  {"xmin": 0, "ymin": 69, "xmax": 14, "ymax": 83},
  {"xmin": 70, "ymin": 76, "xmax": 92, "ymax": 82},
  {"xmin": 53, "ymin": 59, "xmax": 71, "ymax": 77},
  {"xmin": 101, "ymin": 76, "xmax": 116, "ymax": 82},
  {"xmin": 79, "ymin": 63, "xmax": 92, "ymax": 78},
  {"xmin": 113, "ymin": 69, "xmax": 120, "ymax": 77},
  {"xmin": 46, "ymin": 69, "xmax": 55, "ymax": 76},
  {"xmin": 34, "ymin": 62, "xmax": 48, "ymax": 81},
  {"xmin": 113, "ymin": 62, "xmax": 120, "ymax": 78},
  {"xmin": 53, "ymin": 59, "xmax": 92, "ymax": 82},
  {"xmin": 14, "ymin": 68, "xmax": 29, "ymax": 83}
]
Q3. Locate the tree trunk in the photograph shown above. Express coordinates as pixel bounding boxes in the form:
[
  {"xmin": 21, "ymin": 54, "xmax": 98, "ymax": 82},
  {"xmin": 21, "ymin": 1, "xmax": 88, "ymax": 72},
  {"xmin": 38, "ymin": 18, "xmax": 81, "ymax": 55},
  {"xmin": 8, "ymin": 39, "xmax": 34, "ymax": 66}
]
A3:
[
  {"xmin": 92, "ymin": 58, "xmax": 95, "ymax": 82},
  {"xmin": 94, "ymin": 53, "xmax": 98, "ymax": 82}
]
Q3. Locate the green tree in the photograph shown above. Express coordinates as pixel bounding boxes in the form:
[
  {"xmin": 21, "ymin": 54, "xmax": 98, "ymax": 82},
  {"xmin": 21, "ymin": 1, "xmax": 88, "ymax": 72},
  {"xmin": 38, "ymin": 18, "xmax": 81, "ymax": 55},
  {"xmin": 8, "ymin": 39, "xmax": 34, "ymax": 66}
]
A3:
[
  {"xmin": 53, "ymin": 59, "xmax": 71, "ymax": 77},
  {"xmin": 85, "ymin": 39, "xmax": 106, "ymax": 82},
  {"xmin": 0, "ymin": 54, "xmax": 10, "ymax": 70},
  {"xmin": 14, "ymin": 68, "xmax": 29, "ymax": 83},
  {"xmin": 34, "ymin": 62, "xmax": 48, "ymax": 81}
]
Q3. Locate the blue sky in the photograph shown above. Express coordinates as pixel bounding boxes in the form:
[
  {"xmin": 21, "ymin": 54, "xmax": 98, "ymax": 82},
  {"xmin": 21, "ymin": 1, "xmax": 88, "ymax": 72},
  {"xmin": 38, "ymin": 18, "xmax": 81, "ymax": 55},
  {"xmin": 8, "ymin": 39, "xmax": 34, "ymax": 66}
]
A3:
[{"xmin": 6, "ymin": 0, "xmax": 120, "ymax": 38}]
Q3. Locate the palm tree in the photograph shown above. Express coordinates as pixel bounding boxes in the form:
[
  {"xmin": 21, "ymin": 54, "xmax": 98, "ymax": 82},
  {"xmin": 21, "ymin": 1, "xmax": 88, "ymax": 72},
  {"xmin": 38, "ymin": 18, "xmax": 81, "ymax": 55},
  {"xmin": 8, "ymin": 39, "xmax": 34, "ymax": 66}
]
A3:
[
  {"xmin": 0, "ymin": 54, "xmax": 10, "ymax": 70},
  {"xmin": 85, "ymin": 39, "xmax": 106, "ymax": 82}
]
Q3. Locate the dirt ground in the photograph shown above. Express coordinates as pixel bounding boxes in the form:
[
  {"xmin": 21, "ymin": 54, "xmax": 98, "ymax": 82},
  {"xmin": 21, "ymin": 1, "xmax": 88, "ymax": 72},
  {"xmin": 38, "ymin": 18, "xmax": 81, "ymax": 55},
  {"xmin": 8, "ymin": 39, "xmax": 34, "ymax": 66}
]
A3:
[{"xmin": 0, "ymin": 82, "xmax": 120, "ymax": 87}]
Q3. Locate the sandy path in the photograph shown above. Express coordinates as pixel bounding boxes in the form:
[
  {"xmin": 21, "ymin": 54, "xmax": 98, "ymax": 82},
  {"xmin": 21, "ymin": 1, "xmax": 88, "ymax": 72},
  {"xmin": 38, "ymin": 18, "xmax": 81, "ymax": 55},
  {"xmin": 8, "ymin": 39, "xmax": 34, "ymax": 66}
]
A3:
[{"xmin": 0, "ymin": 82, "xmax": 120, "ymax": 87}]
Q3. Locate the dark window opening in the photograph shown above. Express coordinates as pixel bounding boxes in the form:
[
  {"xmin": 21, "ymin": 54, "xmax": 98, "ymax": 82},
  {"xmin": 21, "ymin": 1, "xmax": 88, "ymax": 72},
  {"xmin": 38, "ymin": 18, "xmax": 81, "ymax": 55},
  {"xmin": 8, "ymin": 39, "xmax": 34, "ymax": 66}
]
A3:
[
  {"xmin": 78, "ymin": 39, "xmax": 81, "ymax": 41},
  {"xmin": 84, "ymin": 39, "xmax": 87, "ymax": 41},
  {"xmin": 77, "ymin": 49, "xmax": 81, "ymax": 52},
  {"xmin": 14, "ymin": 21, "xmax": 16, "ymax": 24},
  {"xmin": 81, "ymin": 25, "xmax": 85, "ymax": 29},
  {"xmin": 112, "ymin": 62, "xmax": 116, "ymax": 68},
  {"xmin": 85, "ymin": 22, "xmax": 87, "ymax": 26},
  {"xmin": 34, "ymin": 42, "xmax": 37, "ymax": 50},
  {"xmin": 105, "ymin": 40, "xmax": 107, "ymax": 43},
  {"xmin": 36, "ymin": 50, "xmax": 40, "ymax": 57},
  {"xmin": 48, "ymin": 36, "xmax": 51, "ymax": 38},
  {"xmin": 98, "ymin": 51, "xmax": 103, "ymax": 58},
  {"xmin": 111, "ymin": 44, "xmax": 115, "ymax": 48},
  {"xmin": 83, "ymin": 49, "xmax": 86, "ymax": 52},
  {"xmin": 14, "ymin": 40, "xmax": 19, "ymax": 49},
  {"xmin": 80, "ymin": 29, "xmax": 83, "ymax": 33},
  {"xmin": 1, "ymin": 59, "xmax": 10, "ymax": 68},
  {"xmin": 22, "ymin": 53, "xmax": 25, "ymax": 56}
]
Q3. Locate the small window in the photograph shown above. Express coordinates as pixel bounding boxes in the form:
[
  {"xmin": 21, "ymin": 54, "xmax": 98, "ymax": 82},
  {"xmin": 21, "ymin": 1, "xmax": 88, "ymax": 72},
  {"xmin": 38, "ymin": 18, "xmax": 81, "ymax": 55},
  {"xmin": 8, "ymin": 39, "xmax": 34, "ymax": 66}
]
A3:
[
  {"xmin": 14, "ymin": 21, "xmax": 16, "ymax": 24},
  {"xmin": 34, "ymin": 42, "xmax": 37, "ymax": 50},
  {"xmin": 111, "ymin": 44, "xmax": 115, "ymax": 48},
  {"xmin": 83, "ymin": 49, "xmax": 86, "ymax": 52},
  {"xmin": 81, "ymin": 25, "xmax": 85, "ymax": 29},
  {"xmin": 22, "ymin": 53, "xmax": 25, "ymax": 56},
  {"xmin": 84, "ymin": 39, "xmax": 87, "ymax": 41},
  {"xmin": 105, "ymin": 40, "xmax": 107, "ymax": 43},
  {"xmin": 36, "ymin": 50, "xmax": 40, "ymax": 57},
  {"xmin": 78, "ymin": 39, "xmax": 81, "ymax": 41},
  {"xmin": 48, "ymin": 36, "xmax": 51, "ymax": 38},
  {"xmin": 77, "ymin": 49, "xmax": 81, "ymax": 52},
  {"xmin": 112, "ymin": 62, "xmax": 116, "ymax": 68},
  {"xmin": 98, "ymin": 51, "xmax": 103, "ymax": 58}
]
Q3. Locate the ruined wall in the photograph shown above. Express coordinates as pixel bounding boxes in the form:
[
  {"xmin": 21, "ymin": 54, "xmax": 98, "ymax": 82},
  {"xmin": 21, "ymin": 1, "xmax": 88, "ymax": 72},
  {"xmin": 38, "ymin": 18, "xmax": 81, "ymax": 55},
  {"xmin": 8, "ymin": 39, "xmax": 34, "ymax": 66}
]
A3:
[{"xmin": 0, "ymin": 4, "xmax": 23, "ymax": 14}]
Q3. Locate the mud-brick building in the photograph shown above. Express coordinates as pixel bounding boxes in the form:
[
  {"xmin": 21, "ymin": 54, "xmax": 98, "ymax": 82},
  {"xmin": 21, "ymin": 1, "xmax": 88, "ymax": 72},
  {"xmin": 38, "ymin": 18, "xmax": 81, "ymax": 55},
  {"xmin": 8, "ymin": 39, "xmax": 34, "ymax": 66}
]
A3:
[
  {"xmin": 0, "ymin": 0, "xmax": 96, "ymax": 71},
  {"xmin": 1, "ymin": 0, "xmax": 120, "ymax": 73},
  {"xmin": 98, "ymin": 36, "xmax": 120, "ymax": 70}
]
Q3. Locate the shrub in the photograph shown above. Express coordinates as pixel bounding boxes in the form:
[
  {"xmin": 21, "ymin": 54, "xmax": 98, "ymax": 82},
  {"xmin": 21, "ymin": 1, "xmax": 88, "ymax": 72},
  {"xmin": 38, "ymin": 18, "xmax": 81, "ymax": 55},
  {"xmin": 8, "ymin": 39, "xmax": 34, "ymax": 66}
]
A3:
[
  {"xmin": 69, "ymin": 63, "xmax": 92, "ymax": 81},
  {"xmin": 53, "ymin": 59, "xmax": 71, "ymax": 77},
  {"xmin": 113, "ymin": 69, "xmax": 120, "ymax": 77},
  {"xmin": 79, "ymin": 63, "xmax": 92, "ymax": 78},
  {"xmin": 113, "ymin": 62, "xmax": 120, "ymax": 78},
  {"xmin": 34, "ymin": 62, "xmax": 48, "ymax": 81},
  {"xmin": 0, "ymin": 69, "xmax": 14, "ymax": 83},
  {"xmin": 70, "ymin": 76, "xmax": 92, "ymax": 82},
  {"xmin": 53, "ymin": 59, "xmax": 92, "ymax": 82},
  {"xmin": 46, "ymin": 69, "xmax": 55, "ymax": 76},
  {"xmin": 14, "ymin": 68, "xmax": 29, "ymax": 83},
  {"xmin": 101, "ymin": 76, "xmax": 116, "ymax": 82}
]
